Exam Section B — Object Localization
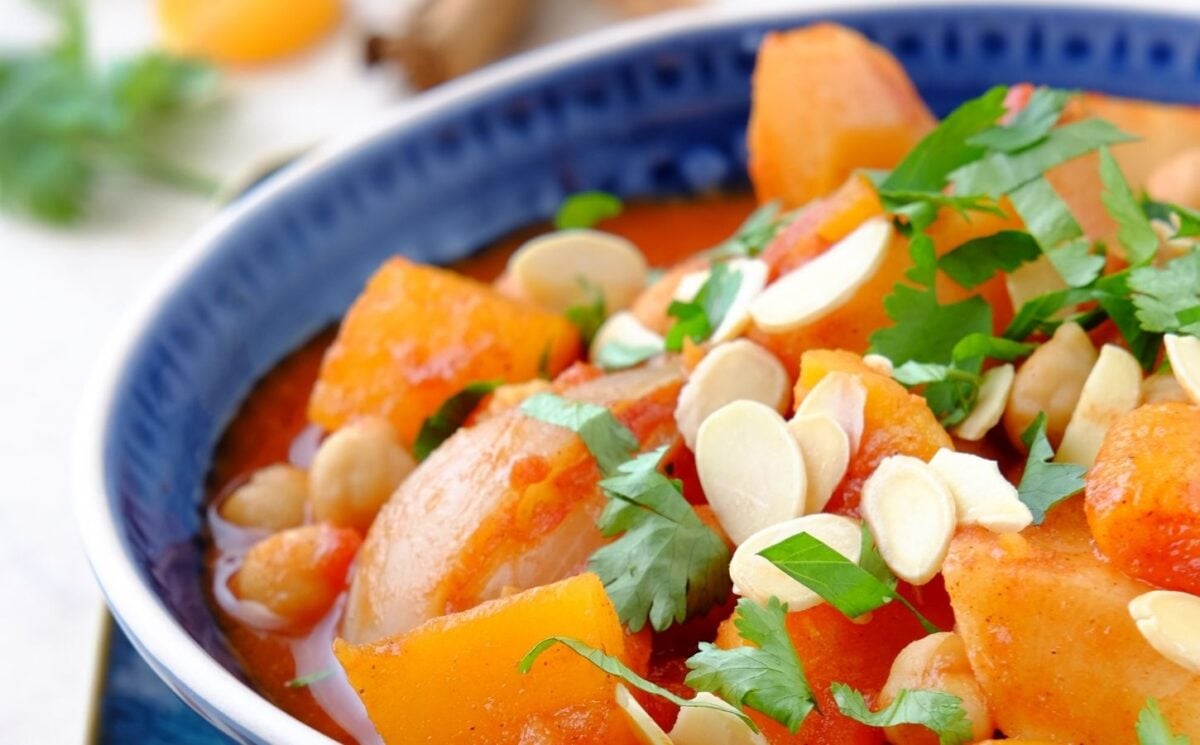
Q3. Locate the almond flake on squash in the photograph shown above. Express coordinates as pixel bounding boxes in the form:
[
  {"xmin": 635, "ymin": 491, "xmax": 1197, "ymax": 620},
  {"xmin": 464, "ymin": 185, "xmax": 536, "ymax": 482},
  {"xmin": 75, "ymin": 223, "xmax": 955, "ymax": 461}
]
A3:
[
  {"xmin": 730, "ymin": 514, "xmax": 862, "ymax": 610},
  {"xmin": 787, "ymin": 413, "xmax": 851, "ymax": 514},
  {"xmin": 794, "ymin": 371, "xmax": 867, "ymax": 454},
  {"xmin": 1056, "ymin": 344, "xmax": 1142, "ymax": 467},
  {"xmin": 954, "ymin": 364, "xmax": 1014, "ymax": 441},
  {"xmin": 509, "ymin": 229, "xmax": 648, "ymax": 313},
  {"xmin": 676, "ymin": 340, "xmax": 790, "ymax": 450},
  {"xmin": 862, "ymin": 353, "xmax": 894, "ymax": 376},
  {"xmin": 615, "ymin": 684, "xmax": 672, "ymax": 745},
  {"xmin": 672, "ymin": 258, "xmax": 770, "ymax": 344},
  {"xmin": 589, "ymin": 310, "xmax": 664, "ymax": 362},
  {"xmin": 861, "ymin": 455, "xmax": 956, "ymax": 585},
  {"xmin": 695, "ymin": 400, "xmax": 807, "ymax": 544},
  {"xmin": 1128, "ymin": 590, "xmax": 1200, "ymax": 674},
  {"xmin": 1163, "ymin": 333, "xmax": 1200, "ymax": 405},
  {"xmin": 670, "ymin": 692, "xmax": 768, "ymax": 745},
  {"xmin": 928, "ymin": 449, "xmax": 1031, "ymax": 534},
  {"xmin": 749, "ymin": 216, "xmax": 893, "ymax": 333}
]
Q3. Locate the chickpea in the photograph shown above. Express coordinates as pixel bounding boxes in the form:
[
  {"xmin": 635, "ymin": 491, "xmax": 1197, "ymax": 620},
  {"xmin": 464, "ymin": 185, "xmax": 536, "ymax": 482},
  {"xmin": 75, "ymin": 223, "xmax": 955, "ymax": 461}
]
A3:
[
  {"xmin": 219, "ymin": 464, "xmax": 308, "ymax": 531},
  {"xmin": 309, "ymin": 417, "xmax": 415, "ymax": 532},
  {"xmin": 1004, "ymin": 322, "xmax": 1097, "ymax": 450},
  {"xmin": 1147, "ymin": 147, "xmax": 1200, "ymax": 210},
  {"xmin": 1141, "ymin": 373, "xmax": 1190, "ymax": 405},
  {"xmin": 230, "ymin": 524, "xmax": 361, "ymax": 628},
  {"xmin": 879, "ymin": 632, "xmax": 993, "ymax": 745}
]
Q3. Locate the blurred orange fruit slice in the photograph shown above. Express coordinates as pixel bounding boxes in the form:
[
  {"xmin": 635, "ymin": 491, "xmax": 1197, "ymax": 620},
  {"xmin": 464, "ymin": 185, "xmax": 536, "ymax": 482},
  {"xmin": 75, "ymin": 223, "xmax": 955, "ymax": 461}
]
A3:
[{"xmin": 156, "ymin": 0, "xmax": 341, "ymax": 65}]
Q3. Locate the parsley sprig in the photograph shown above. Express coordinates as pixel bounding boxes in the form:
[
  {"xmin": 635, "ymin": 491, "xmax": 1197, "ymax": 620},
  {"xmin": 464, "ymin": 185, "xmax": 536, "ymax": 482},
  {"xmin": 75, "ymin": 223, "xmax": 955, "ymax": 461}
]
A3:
[
  {"xmin": 1017, "ymin": 412, "xmax": 1086, "ymax": 524},
  {"xmin": 664, "ymin": 262, "xmax": 743, "ymax": 351},
  {"xmin": 831, "ymin": 683, "xmax": 973, "ymax": 745},
  {"xmin": 1136, "ymin": 698, "xmax": 1191, "ymax": 745},
  {"xmin": 412, "ymin": 380, "xmax": 502, "ymax": 460}
]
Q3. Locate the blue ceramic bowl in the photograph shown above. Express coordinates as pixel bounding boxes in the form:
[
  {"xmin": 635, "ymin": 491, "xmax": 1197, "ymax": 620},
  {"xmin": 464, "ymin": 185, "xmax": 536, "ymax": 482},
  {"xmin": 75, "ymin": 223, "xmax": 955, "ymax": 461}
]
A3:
[{"xmin": 74, "ymin": 3, "xmax": 1200, "ymax": 742}]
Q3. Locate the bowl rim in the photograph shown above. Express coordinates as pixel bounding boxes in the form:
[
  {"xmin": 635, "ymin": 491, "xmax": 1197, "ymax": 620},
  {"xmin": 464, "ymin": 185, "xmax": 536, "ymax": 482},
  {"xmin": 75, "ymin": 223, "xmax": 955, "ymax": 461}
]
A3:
[{"xmin": 72, "ymin": 1, "xmax": 1200, "ymax": 742}]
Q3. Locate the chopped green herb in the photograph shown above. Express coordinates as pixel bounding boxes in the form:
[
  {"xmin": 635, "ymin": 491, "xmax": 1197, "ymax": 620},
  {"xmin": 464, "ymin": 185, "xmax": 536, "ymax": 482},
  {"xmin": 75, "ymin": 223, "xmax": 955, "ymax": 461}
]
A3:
[
  {"xmin": 951, "ymin": 333, "xmax": 1036, "ymax": 362},
  {"xmin": 831, "ymin": 683, "xmax": 974, "ymax": 745},
  {"xmin": 686, "ymin": 597, "xmax": 817, "ymax": 733},
  {"xmin": 519, "ymin": 392, "xmax": 636, "ymax": 475},
  {"xmin": 564, "ymin": 280, "xmax": 607, "ymax": 347},
  {"xmin": 1099, "ymin": 147, "xmax": 1158, "ymax": 266},
  {"xmin": 1044, "ymin": 239, "xmax": 1107, "ymax": 289},
  {"xmin": 1017, "ymin": 412, "xmax": 1087, "ymax": 524},
  {"xmin": 1143, "ymin": 198, "xmax": 1200, "ymax": 239},
  {"xmin": 664, "ymin": 262, "xmax": 743, "ymax": 351},
  {"xmin": 1129, "ymin": 251, "xmax": 1200, "ymax": 337},
  {"xmin": 286, "ymin": 668, "xmax": 336, "ymax": 688},
  {"xmin": 966, "ymin": 86, "xmax": 1073, "ymax": 153},
  {"xmin": 412, "ymin": 380, "xmax": 502, "ymax": 460},
  {"xmin": 594, "ymin": 341, "xmax": 660, "ymax": 371},
  {"xmin": 1136, "ymin": 698, "xmax": 1191, "ymax": 745},
  {"xmin": 708, "ymin": 201, "xmax": 788, "ymax": 258},
  {"xmin": 938, "ymin": 231, "xmax": 1041, "ymax": 289},
  {"xmin": 554, "ymin": 190, "xmax": 623, "ymax": 229},
  {"xmin": 1003, "ymin": 286, "xmax": 1099, "ymax": 340},
  {"xmin": 1094, "ymin": 271, "xmax": 1163, "ymax": 370},
  {"xmin": 1007, "ymin": 178, "xmax": 1084, "ymax": 252}
]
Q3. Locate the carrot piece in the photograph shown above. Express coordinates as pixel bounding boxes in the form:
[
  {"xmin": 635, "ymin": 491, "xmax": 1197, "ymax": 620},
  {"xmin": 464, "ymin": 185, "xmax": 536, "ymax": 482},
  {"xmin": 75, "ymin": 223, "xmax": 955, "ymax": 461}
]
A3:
[
  {"xmin": 1086, "ymin": 402, "xmax": 1200, "ymax": 594},
  {"xmin": 308, "ymin": 257, "xmax": 580, "ymax": 446},
  {"xmin": 747, "ymin": 24, "xmax": 935, "ymax": 208},
  {"xmin": 156, "ymin": 0, "xmax": 340, "ymax": 64},
  {"xmin": 335, "ymin": 573, "xmax": 643, "ymax": 744}
]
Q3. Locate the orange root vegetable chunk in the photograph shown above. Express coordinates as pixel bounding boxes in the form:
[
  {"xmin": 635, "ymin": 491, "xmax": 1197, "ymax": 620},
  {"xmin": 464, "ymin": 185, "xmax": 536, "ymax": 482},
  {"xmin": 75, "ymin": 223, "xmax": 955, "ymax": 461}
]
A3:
[
  {"xmin": 308, "ymin": 257, "xmax": 580, "ymax": 447},
  {"xmin": 794, "ymin": 350, "xmax": 951, "ymax": 514},
  {"xmin": 1086, "ymin": 402, "xmax": 1200, "ymax": 594},
  {"xmin": 943, "ymin": 501, "xmax": 1200, "ymax": 743},
  {"xmin": 342, "ymin": 363, "xmax": 683, "ymax": 643},
  {"xmin": 335, "ymin": 573, "xmax": 643, "ymax": 745},
  {"xmin": 747, "ymin": 24, "xmax": 935, "ymax": 208}
]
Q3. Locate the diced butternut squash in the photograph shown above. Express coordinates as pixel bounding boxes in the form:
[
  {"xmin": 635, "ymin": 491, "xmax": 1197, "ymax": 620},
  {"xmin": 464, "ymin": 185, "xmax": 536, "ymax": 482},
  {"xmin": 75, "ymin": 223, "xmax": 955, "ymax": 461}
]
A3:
[
  {"xmin": 794, "ymin": 350, "xmax": 951, "ymax": 514},
  {"xmin": 1086, "ymin": 402, "xmax": 1200, "ymax": 595},
  {"xmin": 335, "ymin": 573, "xmax": 643, "ymax": 744},
  {"xmin": 943, "ymin": 500, "xmax": 1200, "ymax": 743},
  {"xmin": 760, "ymin": 174, "xmax": 884, "ymax": 278},
  {"xmin": 747, "ymin": 24, "xmax": 935, "ymax": 208},
  {"xmin": 343, "ymin": 363, "xmax": 684, "ymax": 643},
  {"xmin": 308, "ymin": 257, "xmax": 580, "ymax": 446}
]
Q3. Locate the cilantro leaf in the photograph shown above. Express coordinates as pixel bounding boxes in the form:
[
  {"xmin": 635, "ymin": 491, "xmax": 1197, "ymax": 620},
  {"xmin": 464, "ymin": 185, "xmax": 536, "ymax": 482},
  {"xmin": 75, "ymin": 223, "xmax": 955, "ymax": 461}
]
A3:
[
  {"xmin": 870, "ymin": 286, "xmax": 993, "ymax": 367},
  {"xmin": 1129, "ymin": 251, "xmax": 1200, "ymax": 336},
  {"xmin": 412, "ymin": 380, "xmax": 502, "ymax": 460},
  {"xmin": 664, "ymin": 262, "xmax": 743, "ymax": 351},
  {"xmin": 1045, "ymin": 239, "xmax": 1107, "ymax": 288},
  {"xmin": 565, "ymin": 280, "xmax": 607, "ymax": 346},
  {"xmin": 1099, "ymin": 147, "xmax": 1158, "ymax": 266},
  {"xmin": 1094, "ymin": 271, "xmax": 1163, "ymax": 370},
  {"xmin": 966, "ymin": 86, "xmax": 1073, "ymax": 153},
  {"xmin": 554, "ymin": 190, "xmax": 622, "ymax": 229},
  {"xmin": 1008, "ymin": 177, "xmax": 1084, "ymax": 252},
  {"xmin": 519, "ymin": 636, "xmax": 758, "ymax": 732},
  {"xmin": 595, "ymin": 341, "xmax": 660, "ymax": 371},
  {"xmin": 708, "ymin": 201, "xmax": 788, "ymax": 259},
  {"xmin": 938, "ymin": 230, "xmax": 1041, "ymax": 288},
  {"xmin": 877, "ymin": 191, "xmax": 1006, "ymax": 233},
  {"xmin": 590, "ymin": 449, "xmax": 731, "ymax": 631},
  {"xmin": 1003, "ymin": 286, "xmax": 1099, "ymax": 340},
  {"xmin": 951, "ymin": 333, "xmax": 1036, "ymax": 362},
  {"xmin": 1136, "ymin": 698, "xmax": 1191, "ymax": 745},
  {"xmin": 685, "ymin": 597, "xmax": 817, "ymax": 733},
  {"xmin": 1144, "ymin": 198, "xmax": 1200, "ymax": 239},
  {"xmin": 519, "ymin": 392, "xmax": 637, "ymax": 475},
  {"xmin": 1017, "ymin": 412, "xmax": 1087, "ymax": 524},
  {"xmin": 831, "ymin": 683, "xmax": 974, "ymax": 745},
  {"xmin": 285, "ymin": 667, "xmax": 335, "ymax": 688}
]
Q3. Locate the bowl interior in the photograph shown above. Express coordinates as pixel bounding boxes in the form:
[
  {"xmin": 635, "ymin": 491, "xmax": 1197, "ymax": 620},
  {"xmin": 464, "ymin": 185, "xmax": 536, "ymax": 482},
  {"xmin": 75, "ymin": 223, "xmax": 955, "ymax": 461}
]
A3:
[{"xmin": 86, "ymin": 3, "xmax": 1200, "ymax": 741}]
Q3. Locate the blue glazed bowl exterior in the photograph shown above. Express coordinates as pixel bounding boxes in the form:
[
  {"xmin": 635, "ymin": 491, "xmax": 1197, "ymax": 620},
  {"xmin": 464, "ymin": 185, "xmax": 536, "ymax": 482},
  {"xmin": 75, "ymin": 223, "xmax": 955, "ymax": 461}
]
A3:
[{"xmin": 74, "ymin": 4, "xmax": 1200, "ymax": 743}]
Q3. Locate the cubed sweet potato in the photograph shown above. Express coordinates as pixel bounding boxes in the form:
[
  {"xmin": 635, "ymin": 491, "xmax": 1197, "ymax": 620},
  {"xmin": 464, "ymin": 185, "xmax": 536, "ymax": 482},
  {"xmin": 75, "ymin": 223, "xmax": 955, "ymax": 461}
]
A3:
[
  {"xmin": 335, "ymin": 573, "xmax": 642, "ymax": 744},
  {"xmin": 308, "ymin": 257, "xmax": 580, "ymax": 446}
]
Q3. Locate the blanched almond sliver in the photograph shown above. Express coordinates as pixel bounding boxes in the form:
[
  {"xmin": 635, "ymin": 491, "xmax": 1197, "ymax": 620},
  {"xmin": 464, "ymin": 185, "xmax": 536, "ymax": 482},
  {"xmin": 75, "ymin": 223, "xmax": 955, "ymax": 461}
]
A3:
[
  {"xmin": 696, "ymin": 400, "xmax": 807, "ymax": 544},
  {"xmin": 615, "ymin": 685, "xmax": 672, "ymax": 745},
  {"xmin": 795, "ymin": 371, "xmax": 867, "ymax": 454},
  {"xmin": 787, "ymin": 414, "xmax": 851, "ymax": 514},
  {"xmin": 861, "ymin": 455, "xmax": 956, "ymax": 585},
  {"xmin": 1164, "ymin": 333, "xmax": 1200, "ymax": 405},
  {"xmin": 749, "ymin": 217, "xmax": 893, "ymax": 333},
  {"xmin": 509, "ymin": 229, "xmax": 648, "ymax": 313},
  {"xmin": 674, "ymin": 258, "xmax": 770, "ymax": 344},
  {"xmin": 670, "ymin": 692, "xmax": 768, "ymax": 745},
  {"xmin": 928, "ymin": 449, "xmax": 1032, "ymax": 534},
  {"xmin": 954, "ymin": 364, "xmax": 1014, "ymax": 441},
  {"xmin": 590, "ymin": 310, "xmax": 664, "ymax": 362},
  {"xmin": 862, "ymin": 353, "xmax": 894, "ymax": 376},
  {"xmin": 1056, "ymin": 344, "xmax": 1142, "ymax": 467},
  {"xmin": 730, "ymin": 514, "xmax": 862, "ymax": 610},
  {"xmin": 1005, "ymin": 253, "xmax": 1068, "ymax": 312},
  {"xmin": 1128, "ymin": 590, "xmax": 1200, "ymax": 674},
  {"xmin": 676, "ymin": 340, "xmax": 791, "ymax": 450}
]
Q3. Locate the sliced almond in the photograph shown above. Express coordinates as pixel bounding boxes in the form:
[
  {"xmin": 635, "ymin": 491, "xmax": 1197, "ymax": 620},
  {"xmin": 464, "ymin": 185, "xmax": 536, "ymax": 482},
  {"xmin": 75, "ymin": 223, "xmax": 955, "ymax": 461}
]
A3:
[
  {"xmin": 862, "ymin": 353, "xmax": 894, "ymax": 376},
  {"xmin": 954, "ymin": 364, "xmax": 1014, "ymax": 441},
  {"xmin": 1128, "ymin": 590, "xmax": 1200, "ymax": 674},
  {"xmin": 670, "ymin": 692, "xmax": 767, "ymax": 745},
  {"xmin": 1056, "ymin": 344, "xmax": 1143, "ymax": 467},
  {"xmin": 1005, "ymin": 253, "xmax": 1068, "ymax": 312},
  {"xmin": 695, "ymin": 400, "xmax": 807, "ymax": 544},
  {"xmin": 673, "ymin": 258, "xmax": 770, "ymax": 344},
  {"xmin": 795, "ymin": 371, "xmax": 867, "ymax": 454},
  {"xmin": 860, "ymin": 455, "xmax": 956, "ymax": 585},
  {"xmin": 749, "ymin": 217, "xmax": 893, "ymax": 333},
  {"xmin": 928, "ymin": 449, "xmax": 1032, "ymax": 534},
  {"xmin": 730, "ymin": 514, "xmax": 862, "ymax": 610},
  {"xmin": 787, "ymin": 414, "xmax": 851, "ymax": 514},
  {"xmin": 676, "ymin": 340, "xmax": 791, "ymax": 450},
  {"xmin": 590, "ymin": 310, "xmax": 665, "ymax": 363},
  {"xmin": 1142, "ymin": 372, "xmax": 1190, "ymax": 405},
  {"xmin": 615, "ymin": 685, "xmax": 672, "ymax": 745},
  {"xmin": 1163, "ymin": 333, "xmax": 1200, "ymax": 405},
  {"xmin": 509, "ymin": 229, "xmax": 648, "ymax": 313}
]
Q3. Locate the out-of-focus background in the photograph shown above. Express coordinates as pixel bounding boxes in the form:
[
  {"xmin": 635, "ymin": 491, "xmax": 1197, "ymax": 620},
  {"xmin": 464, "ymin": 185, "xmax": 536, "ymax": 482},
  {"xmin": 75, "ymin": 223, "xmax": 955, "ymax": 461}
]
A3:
[{"xmin": 0, "ymin": 0, "xmax": 746, "ymax": 741}]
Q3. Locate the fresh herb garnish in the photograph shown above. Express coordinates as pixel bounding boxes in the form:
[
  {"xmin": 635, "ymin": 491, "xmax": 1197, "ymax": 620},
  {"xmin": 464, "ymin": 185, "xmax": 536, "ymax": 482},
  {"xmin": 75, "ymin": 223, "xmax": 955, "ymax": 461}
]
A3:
[
  {"xmin": 1099, "ymin": 147, "xmax": 1158, "ymax": 266},
  {"xmin": 686, "ymin": 597, "xmax": 816, "ymax": 733},
  {"xmin": 520, "ymin": 392, "xmax": 637, "ymax": 475},
  {"xmin": 831, "ymin": 683, "xmax": 974, "ymax": 745},
  {"xmin": 707, "ymin": 201, "xmax": 789, "ymax": 259},
  {"xmin": 966, "ymin": 86, "xmax": 1072, "ymax": 153},
  {"xmin": 594, "ymin": 341, "xmax": 661, "ymax": 371},
  {"xmin": 938, "ymin": 230, "xmax": 1041, "ymax": 289},
  {"xmin": 412, "ymin": 380, "xmax": 502, "ymax": 460},
  {"xmin": 285, "ymin": 667, "xmax": 336, "ymax": 688},
  {"xmin": 1016, "ymin": 412, "xmax": 1087, "ymax": 524},
  {"xmin": 664, "ymin": 262, "xmax": 743, "ymax": 351},
  {"xmin": 564, "ymin": 280, "xmax": 607, "ymax": 347},
  {"xmin": 554, "ymin": 190, "xmax": 623, "ymax": 229},
  {"xmin": 1136, "ymin": 698, "xmax": 1191, "ymax": 745},
  {"xmin": 1129, "ymin": 251, "xmax": 1200, "ymax": 337},
  {"xmin": 1144, "ymin": 198, "xmax": 1200, "ymax": 239}
]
